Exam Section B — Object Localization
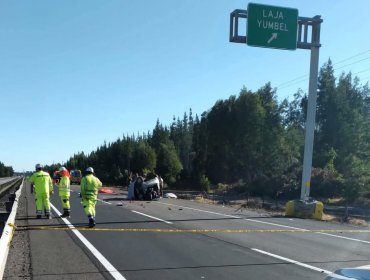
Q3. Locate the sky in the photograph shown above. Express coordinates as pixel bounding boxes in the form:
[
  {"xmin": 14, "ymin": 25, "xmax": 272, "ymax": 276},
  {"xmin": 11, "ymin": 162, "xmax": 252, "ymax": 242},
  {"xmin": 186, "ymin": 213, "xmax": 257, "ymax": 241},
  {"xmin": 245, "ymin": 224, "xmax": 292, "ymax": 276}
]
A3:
[{"xmin": 1, "ymin": 0, "xmax": 370, "ymax": 172}]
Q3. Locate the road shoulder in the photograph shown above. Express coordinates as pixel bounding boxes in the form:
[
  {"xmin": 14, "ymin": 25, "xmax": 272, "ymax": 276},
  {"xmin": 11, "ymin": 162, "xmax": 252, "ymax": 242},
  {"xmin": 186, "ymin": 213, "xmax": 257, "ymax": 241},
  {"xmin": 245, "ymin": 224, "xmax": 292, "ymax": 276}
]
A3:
[{"xmin": 4, "ymin": 182, "xmax": 107, "ymax": 280}]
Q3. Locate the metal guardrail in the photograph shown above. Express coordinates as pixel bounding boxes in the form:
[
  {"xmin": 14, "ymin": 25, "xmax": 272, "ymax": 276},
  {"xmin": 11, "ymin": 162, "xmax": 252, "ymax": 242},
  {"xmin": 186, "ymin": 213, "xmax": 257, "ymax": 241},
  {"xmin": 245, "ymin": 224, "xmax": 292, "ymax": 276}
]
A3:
[
  {"xmin": 0, "ymin": 177, "xmax": 22, "ymax": 199},
  {"xmin": 324, "ymin": 206, "xmax": 370, "ymax": 220}
]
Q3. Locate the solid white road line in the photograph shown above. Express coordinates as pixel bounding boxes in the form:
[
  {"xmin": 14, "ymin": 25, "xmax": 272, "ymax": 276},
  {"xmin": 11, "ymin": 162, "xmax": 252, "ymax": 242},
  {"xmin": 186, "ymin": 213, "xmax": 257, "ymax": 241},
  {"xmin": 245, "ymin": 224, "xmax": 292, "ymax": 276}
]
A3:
[
  {"xmin": 317, "ymin": 232, "xmax": 370, "ymax": 244},
  {"xmin": 131, "ymin": 210, "xmax": 173, "ymax": 224},
  {"xmin": 244, "ymin": 218, "xmax": 306, "ymax": 230},
  {"xmin": 251, "ymin": 248, "xmax": 356, "ymax": 280},
  {"xmin": 50, "ymin": 204, "xmax": 127, "ymax": 280},
  {"xmin": 97, "ymin": 198, "xmax": 113, "ymax": 205},
  {"xmin": 245, "ymin": 219, "xmax": 370, "ymax": 244},
  {"xmin": 156, "ymin": 201, "xmax": 370, "ymax": 244},
  {"xmin": 155, "ymin": 201, "xmax": 241, "ymax": 219}
]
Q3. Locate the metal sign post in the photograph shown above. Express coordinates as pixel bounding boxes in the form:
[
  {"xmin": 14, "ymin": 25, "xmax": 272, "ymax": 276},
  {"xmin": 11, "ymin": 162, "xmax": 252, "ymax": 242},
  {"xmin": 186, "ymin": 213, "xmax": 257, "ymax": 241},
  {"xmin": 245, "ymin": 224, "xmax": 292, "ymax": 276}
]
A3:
[
  {"xmin": 229, "ymin": 6, "xmax": 323, "ymax": 201},
  {"xmin": 299, "ymin": 16, "xmax": 322, "ymax": 200}
]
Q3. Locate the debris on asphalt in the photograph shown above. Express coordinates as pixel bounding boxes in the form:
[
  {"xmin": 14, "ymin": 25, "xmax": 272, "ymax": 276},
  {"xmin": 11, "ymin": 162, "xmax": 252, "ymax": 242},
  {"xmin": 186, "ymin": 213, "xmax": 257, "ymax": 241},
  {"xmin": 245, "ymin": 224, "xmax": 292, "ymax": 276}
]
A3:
[{"xmin": 164, "ymin": 193, "xmax": 178, "ymax": 199}]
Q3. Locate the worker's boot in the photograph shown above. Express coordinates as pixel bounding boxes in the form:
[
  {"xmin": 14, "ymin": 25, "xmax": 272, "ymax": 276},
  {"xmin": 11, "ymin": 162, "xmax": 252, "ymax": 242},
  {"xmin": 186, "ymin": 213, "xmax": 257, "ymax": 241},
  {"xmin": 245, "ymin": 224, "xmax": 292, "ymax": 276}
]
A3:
[
  {"xmin": 61, "ymin": 210, "xmax": 70, "ymax": 218},
  {"xmin": 88, "ymin": 216, "xmax": 96, "ymax": 228},
  {"xmin": 45, "ymin": 210, "xmax": 51, "ymax": 219}
]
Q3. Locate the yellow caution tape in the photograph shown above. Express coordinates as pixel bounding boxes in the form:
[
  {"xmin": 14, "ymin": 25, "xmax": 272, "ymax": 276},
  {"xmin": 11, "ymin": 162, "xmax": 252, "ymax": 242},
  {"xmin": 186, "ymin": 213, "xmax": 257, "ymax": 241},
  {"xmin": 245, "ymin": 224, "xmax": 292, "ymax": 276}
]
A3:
[{"xmin": 12, "ymin": 226, "xmax": 370, "ymax": 234}]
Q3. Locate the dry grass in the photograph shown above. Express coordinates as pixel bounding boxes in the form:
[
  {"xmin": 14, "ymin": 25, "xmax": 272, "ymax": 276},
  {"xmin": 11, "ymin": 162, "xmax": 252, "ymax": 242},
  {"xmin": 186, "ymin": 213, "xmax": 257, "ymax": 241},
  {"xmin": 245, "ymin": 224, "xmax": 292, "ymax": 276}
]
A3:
[
  {"xmin": 231, "ymin": 201, "xmax": 261, "ymax": 211},
  {"xmin": 194, "ymin": 196, "xmax": 206, "ymax": 202},
  {"xmin": 327, "ymin": 198, "xmax": 344, "ymax": 204},
  {"xmin": 321, "ymin": 213, "xmax": 338, "ymax": 222},
  {"xmin": 321, "ymin": 213, "xmax": 369, "ymax": 226},
  {"xmin": 348, "ymin": 218, "xmax": 369, "ymax": 227}
]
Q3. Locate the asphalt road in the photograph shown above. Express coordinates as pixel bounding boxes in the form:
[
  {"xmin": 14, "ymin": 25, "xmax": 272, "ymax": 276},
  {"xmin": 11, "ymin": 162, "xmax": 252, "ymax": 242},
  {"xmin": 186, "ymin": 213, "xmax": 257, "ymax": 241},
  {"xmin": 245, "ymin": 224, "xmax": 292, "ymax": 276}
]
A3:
[
  {"xmin": 0, "ymin": 177, "xmax": 16, "ymax": 185},
  {"xmin": 13, "ymin": 183, "xmax": 370, "ymax": 280}
]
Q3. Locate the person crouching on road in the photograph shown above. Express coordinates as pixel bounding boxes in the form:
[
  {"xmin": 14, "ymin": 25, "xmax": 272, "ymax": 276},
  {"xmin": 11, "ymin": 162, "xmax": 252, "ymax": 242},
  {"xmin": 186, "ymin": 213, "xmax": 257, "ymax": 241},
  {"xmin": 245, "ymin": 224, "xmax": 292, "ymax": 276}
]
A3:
[
  {"xmin": 58, "ymin": 167, "xmax": 71, "ymax": 218},
  {"xmin": 29, "ymin": 164, "xmax": 54, "ymax": 219},
  {"xmin": 80, "ymin": 167, "xmax": 102, "ymax": 228}
]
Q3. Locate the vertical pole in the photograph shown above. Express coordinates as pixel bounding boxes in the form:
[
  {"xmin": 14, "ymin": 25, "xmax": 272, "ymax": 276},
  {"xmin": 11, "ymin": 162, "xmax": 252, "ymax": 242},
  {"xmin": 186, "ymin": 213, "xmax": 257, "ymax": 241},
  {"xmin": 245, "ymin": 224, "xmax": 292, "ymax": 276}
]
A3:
[{"xmin": 300, "ymin": 19, "xmax": 321, "ymax": 200}]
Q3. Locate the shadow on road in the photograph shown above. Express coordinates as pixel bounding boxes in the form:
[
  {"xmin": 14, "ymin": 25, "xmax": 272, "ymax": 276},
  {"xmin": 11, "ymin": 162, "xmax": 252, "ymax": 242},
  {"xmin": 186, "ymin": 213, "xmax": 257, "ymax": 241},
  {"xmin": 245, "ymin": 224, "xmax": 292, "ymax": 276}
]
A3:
[
  {"xmin": 14, "ymin": 215, "xmax": 294, "ymax": 230},
  {"xmin": 25, "ymin": 258, "xmax": 370, "ymax": 277}
]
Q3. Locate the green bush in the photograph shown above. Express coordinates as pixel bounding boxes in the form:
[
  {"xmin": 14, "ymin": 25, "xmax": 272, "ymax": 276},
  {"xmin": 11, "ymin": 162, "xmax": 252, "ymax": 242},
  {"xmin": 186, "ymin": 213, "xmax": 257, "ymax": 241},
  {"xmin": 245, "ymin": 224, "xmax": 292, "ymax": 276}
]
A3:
[{"xmin": 199, "ymin": 174, "xmax": 210, "ymax": 191}]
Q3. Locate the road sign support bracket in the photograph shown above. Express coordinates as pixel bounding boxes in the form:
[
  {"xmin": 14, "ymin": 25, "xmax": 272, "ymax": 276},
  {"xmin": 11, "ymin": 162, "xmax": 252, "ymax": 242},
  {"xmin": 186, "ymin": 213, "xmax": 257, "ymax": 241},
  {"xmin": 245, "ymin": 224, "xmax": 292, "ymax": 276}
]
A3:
[
  {"xmin": 229, "ymin": 8, "xmax": 322, "ymax": 201},
  {"xmin": 229, "ymin": 9, "xmax": 322, "ymax": 50}
]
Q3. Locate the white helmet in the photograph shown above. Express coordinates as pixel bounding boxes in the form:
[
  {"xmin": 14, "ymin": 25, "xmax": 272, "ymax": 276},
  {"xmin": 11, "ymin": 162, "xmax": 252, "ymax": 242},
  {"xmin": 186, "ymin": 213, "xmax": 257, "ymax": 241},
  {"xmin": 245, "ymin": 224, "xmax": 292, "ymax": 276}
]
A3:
[
  {"xmin": 59, "ymin": 166, "xmax": 67, "ymax": 172},
  {"xmin": 86, "ymin": 167, "xmax": 94, "ymax": 173},
  {"xmin": 35, "ymin": 163, "xmax": 43, "ymax": 170}
]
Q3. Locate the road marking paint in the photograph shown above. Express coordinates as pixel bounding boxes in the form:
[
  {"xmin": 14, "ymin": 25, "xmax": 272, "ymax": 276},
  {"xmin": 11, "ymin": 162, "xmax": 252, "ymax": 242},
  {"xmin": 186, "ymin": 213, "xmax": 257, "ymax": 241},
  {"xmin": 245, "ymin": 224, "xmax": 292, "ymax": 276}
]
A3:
[
  {"xmin": 50, "ymin": 204, "xmax": 127, "ymax": 280},
  {"xmin": 155, "ymin": 201, "xmax": 241, "ymax": 219},
  {"xmin": 244, "ymin": 218, "xmax": 304, "ymax": 230},
  {"xmin": 246, "ymin": 219, "xmax": 370, "ymax": 244},
  {"xmin": 97, "ymin": 198, "xmax": 112, "ymax": 205},
  {"xmin": 251, "ymin": 248, "xmax": 356, "ymax": 280},
  {"xmin": 156, "ymin": 202, "xmax": 370, "ymax": 244},
  {"xmin": 131, "ymin": 210, "xmax": 173, "ymax": 224},
  {"xmin": 317, "ymin": 232, "xmax": 370, "ymax": 244}
]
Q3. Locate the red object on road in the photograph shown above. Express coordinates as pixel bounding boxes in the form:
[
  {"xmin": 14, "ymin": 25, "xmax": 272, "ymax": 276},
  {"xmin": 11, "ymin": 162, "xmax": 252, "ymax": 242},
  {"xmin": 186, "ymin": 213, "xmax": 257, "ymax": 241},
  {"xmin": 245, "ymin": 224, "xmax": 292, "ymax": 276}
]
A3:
[{"xmin": 98, "ymin": 188, "xmax": 114, "ymax": 194}]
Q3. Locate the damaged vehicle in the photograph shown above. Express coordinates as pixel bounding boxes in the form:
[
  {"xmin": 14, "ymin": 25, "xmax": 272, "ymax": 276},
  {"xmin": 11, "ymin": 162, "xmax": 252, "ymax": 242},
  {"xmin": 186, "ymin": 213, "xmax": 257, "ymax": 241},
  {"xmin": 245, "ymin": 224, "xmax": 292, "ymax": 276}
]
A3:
[{"xmin": 132, "ymin": 173, "xmax": 160, "ymax": 201}]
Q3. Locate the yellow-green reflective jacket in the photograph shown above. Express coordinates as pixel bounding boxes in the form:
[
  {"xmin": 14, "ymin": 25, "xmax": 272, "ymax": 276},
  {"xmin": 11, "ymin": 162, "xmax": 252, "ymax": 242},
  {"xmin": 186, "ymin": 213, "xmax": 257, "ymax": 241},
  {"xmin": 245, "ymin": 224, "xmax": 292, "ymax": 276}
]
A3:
[
  {"xmin": 80, "ymin": 174, "xmax": 102, "ymax": 199},
  {"xmin": 58, "ymin": 176, "xmax": 70, "ymax": 196},
  {"xmin": 29, "ymin": 171, "xmax": 53, "ymax": 195}
]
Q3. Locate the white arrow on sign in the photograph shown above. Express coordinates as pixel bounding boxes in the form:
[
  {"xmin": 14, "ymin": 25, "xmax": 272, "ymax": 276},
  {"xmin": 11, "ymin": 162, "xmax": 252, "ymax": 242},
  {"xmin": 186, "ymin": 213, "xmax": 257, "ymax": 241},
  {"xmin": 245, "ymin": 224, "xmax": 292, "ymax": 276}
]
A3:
[{"xmin": 267, "ymin": 33, "xmax": 278, "ymax": 44}]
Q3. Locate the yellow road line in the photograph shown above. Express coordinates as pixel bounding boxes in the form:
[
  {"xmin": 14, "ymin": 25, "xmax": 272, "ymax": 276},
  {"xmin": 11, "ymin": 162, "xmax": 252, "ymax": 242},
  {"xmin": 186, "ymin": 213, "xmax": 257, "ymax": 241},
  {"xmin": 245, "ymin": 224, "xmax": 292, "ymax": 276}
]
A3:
[{"xmin": 11, "ymin": 225, "xmax": 370, "ymax": 234}]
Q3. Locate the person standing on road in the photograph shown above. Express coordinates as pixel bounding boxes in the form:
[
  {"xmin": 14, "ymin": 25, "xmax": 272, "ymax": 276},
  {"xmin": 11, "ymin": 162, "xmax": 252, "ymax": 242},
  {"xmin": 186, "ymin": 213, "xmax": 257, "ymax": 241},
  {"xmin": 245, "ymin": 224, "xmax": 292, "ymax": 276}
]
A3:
[
  {"xmin": 80, "ymin": 167, "xmax": 102, "ymax": 227},
  {"xmin": 58, "ymin": 167, "xmax": 71, "ymax": 218},
  {"xmin": 158, "ymin": 175, "xmax": 164, "ymax": 197},
  {"xmin": 29, "ymin": 164, "xmax": 54, "ymax": 219}
]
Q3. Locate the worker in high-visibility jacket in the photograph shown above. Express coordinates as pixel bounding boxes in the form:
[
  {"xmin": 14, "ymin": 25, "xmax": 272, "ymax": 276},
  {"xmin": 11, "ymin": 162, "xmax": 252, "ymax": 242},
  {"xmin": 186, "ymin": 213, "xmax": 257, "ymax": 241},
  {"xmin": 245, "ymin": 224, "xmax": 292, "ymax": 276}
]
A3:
[
  {"xmin": 58, "ymin": 167, "xmax": 71, "ymax": 218},
  {"xmin": 80, "ymin": 167, "xmax": 102, "ymax": 227},
  {"xmin": 29, "ymin": 164, "xmax": 53, "ymax": 219}
]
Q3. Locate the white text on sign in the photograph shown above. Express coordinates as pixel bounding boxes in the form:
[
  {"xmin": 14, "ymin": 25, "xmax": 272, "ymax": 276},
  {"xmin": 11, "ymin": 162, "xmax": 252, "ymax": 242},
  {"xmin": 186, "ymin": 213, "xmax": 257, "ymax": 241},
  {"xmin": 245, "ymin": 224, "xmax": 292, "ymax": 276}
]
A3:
[{"xmin": 257, "ymin": 9, "xmax": 288, "ymax": 32}]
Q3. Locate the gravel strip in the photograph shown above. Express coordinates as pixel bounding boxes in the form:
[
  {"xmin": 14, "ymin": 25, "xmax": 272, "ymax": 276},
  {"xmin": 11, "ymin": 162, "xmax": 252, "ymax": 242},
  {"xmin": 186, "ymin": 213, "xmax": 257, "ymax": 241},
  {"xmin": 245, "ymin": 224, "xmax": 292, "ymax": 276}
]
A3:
[{"xmin": 3, "ymin": 189, "xmax": 32, "ymax": 279}]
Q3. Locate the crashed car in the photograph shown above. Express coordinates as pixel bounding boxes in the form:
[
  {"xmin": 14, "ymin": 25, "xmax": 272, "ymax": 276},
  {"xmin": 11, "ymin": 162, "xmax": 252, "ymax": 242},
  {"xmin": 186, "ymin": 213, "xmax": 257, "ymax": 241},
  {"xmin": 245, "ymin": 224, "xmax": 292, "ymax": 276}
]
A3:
[{"xmin": 133, "ymin": 173, "xmax": 160, "ymax": 201}]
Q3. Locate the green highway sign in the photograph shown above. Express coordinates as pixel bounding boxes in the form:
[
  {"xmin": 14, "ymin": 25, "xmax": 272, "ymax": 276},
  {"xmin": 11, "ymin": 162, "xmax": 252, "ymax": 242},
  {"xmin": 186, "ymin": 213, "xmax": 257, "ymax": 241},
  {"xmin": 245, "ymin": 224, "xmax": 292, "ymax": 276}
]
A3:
[{"xmin": 247, "ymin": 3, "xmax": 298, "ymax": 50}]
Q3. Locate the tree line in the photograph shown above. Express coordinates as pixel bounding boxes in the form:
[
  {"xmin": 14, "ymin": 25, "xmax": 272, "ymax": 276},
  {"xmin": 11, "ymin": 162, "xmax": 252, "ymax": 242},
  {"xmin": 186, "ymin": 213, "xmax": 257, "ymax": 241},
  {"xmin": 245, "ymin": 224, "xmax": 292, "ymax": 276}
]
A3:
[
  {"xmin": 46, "ymin": 59, "xmax": 370, "ymax": 200},
  {"xmin": 0, "ymin": 161, "xmax": 14, "ymax": 177}
]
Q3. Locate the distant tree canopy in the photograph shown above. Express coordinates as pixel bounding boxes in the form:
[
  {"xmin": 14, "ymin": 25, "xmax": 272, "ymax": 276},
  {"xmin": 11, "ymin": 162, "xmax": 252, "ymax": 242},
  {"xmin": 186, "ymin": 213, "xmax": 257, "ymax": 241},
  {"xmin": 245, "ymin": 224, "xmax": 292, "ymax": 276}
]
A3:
[
  {"xmin": 0, "ymin": 161, "xmax": 14, "ymax": 177},
  {"xmin": 46, "ymin": 59, "xmax": 370, "ymax": 200}
]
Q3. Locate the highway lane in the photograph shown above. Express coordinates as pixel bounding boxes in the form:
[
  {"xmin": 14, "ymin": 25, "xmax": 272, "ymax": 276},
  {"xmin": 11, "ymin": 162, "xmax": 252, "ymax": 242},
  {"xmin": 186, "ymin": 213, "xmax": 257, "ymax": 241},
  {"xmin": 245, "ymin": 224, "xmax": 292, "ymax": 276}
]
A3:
[
  {"xmin": 45, "ymin": 186, "xmax": 370, "ymax": 279},
  {"xmin": 51, "ymin": 193, "xmax": 320, "ymax": 279},
  {"xmin": 143, "ymin": 200, "xmax": 370, "ymax": 272},
  {"xmin": 113, "ymin": 198, "xmax": 370, "ymax": 273},
  {"xmin": 0, "ymin": 177, "xmax": 16, "ymax": 185}
]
